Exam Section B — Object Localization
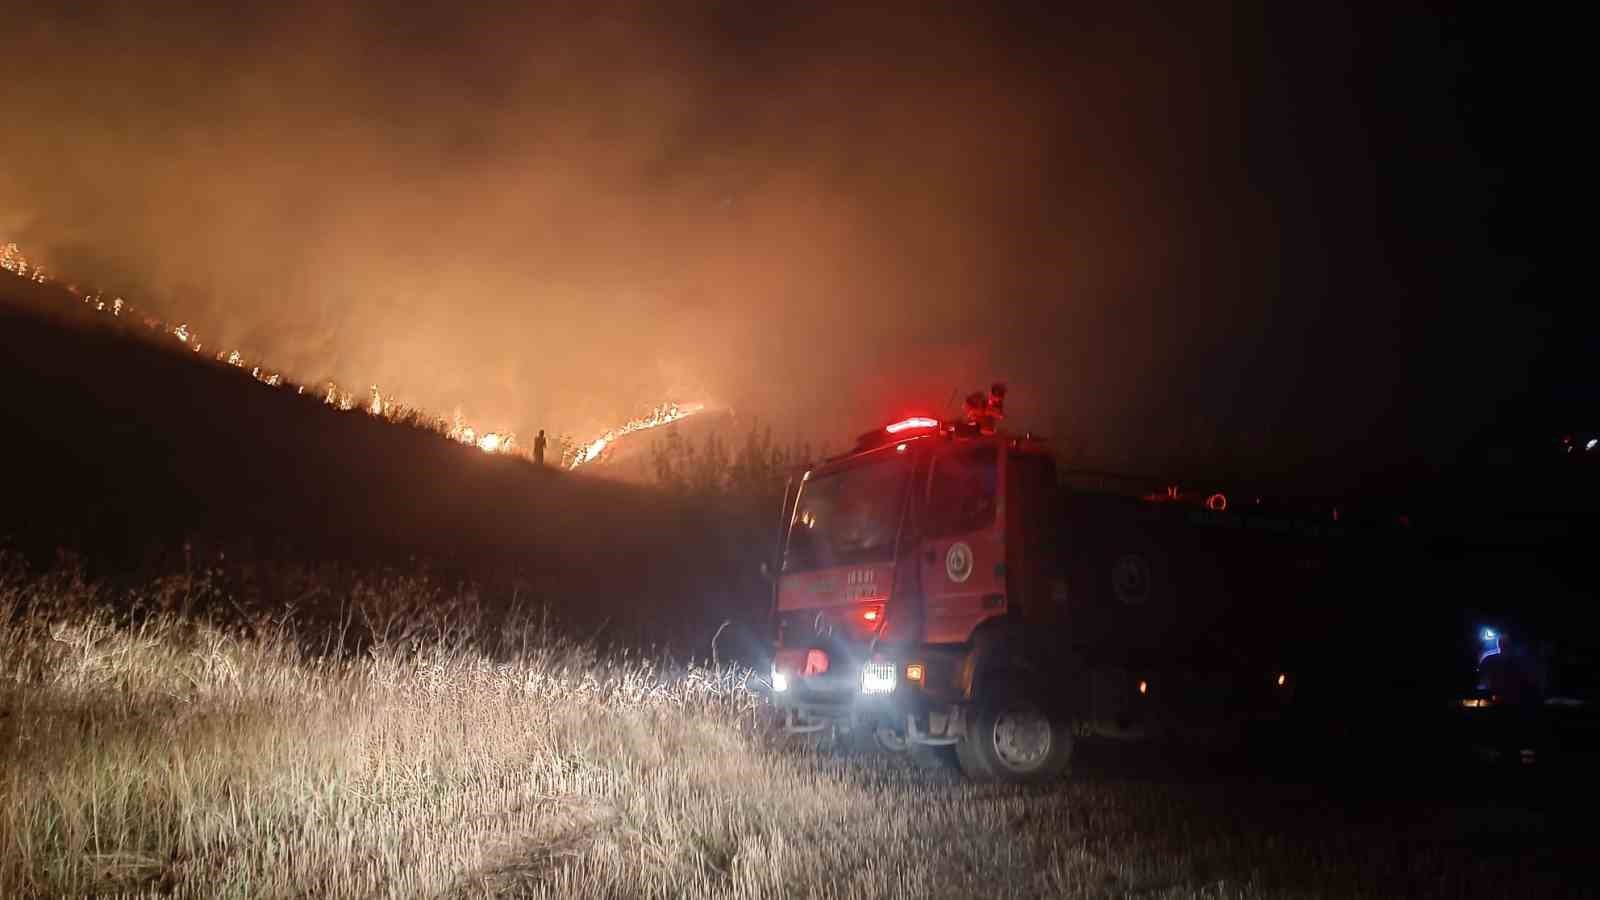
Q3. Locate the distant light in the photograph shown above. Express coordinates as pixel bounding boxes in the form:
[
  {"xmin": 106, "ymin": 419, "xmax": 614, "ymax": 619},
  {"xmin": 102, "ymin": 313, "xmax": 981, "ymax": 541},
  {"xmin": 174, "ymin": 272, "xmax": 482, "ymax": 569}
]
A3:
[
  {"xmin": 1481, "ymin": 628, "xmax": 1497, "ymax": 643},
  {"xmin": 1137, "ymin": 679, "xmax": 1148, "ymax": 695},
  {"xmin": 1206, "ymin": 492, "xmax": 1227, "ymax": 512},
  {"xmin": 1276, "ymin": 673, "xmax": 1287, "ymax": 687},
  {"xmin": 885, "ymin": 417, "xmax": 939, "ymax": 434},
  {"xmin": 905, "ymin": 663, "xmax": 925, "ymax": 685},
  {"xmin": 1588, "ymin": 439, "xmax": 1597, "ymax": 451},
  {"xmin": 770, "ymin": 667, "xmax": 789, "ymax": 693},
  {"xmin": 862, "ymin": 608, "xmax": 880, "ymax": 622}
]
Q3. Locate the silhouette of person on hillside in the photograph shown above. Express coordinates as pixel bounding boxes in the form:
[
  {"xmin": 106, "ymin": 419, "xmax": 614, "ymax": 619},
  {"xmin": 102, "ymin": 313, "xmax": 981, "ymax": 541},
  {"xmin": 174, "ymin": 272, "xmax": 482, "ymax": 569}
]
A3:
[{"xmin": 533, "ymin": 429, "xmax": 547, "ymax": 466}]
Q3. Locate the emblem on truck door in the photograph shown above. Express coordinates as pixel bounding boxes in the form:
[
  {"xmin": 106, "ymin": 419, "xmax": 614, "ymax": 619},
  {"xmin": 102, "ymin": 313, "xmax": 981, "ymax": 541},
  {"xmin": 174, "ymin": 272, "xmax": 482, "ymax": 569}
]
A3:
[{"xmin": 945, "ymin": 542, "xmax": 974, "ymax": 583}]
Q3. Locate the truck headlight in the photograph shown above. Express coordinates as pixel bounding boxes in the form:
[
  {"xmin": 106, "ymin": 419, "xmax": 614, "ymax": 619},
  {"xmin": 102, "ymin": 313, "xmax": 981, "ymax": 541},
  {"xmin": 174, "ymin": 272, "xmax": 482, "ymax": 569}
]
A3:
[
  {"xmin": 771, "ymin": 666, "xmax": 789, "ymax": 693},
  {"xmin": 861, "ymin": 661, "xmax": 897, "ymax": 695}
]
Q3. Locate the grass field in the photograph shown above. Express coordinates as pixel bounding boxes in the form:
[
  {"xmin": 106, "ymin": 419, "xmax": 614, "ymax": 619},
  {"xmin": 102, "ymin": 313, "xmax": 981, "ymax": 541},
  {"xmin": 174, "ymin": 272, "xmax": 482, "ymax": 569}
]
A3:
[{"xmin": 1, "ymin": 562, "xmax": 1590, "ymax": 899}]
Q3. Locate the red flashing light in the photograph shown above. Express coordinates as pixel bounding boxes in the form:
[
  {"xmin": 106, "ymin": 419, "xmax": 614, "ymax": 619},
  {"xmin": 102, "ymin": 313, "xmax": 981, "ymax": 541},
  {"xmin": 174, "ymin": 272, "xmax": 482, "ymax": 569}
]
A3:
[
  {"xmin": 858, "ymin": 604, "xmax": 887, "ymax": 629},
  {"xmin": 885, "ymin": 417, "xmax": 939, "ymax": 434}
]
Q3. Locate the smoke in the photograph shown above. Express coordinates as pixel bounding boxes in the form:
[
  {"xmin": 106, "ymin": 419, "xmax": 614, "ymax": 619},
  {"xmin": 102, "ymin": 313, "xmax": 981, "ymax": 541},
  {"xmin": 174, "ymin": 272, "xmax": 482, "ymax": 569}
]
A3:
[{"xmin": 4, "ymin": 3, "xmax": 1488, "ymax": 476}]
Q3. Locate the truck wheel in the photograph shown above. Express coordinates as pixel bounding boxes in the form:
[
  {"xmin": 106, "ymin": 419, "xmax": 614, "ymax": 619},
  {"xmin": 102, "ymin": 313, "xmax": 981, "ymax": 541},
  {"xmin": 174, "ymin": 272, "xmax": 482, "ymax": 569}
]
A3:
[{"xmin": 956, "ymin": 680, "xmax": 1073, "ymax": 783}]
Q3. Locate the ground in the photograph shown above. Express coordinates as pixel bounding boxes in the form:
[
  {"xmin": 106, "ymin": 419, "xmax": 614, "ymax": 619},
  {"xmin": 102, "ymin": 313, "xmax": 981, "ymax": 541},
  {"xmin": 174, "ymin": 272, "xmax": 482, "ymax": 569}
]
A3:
[{"xmin": 3, "ymin": 569, "xmax": 1592, "ymax": 899}]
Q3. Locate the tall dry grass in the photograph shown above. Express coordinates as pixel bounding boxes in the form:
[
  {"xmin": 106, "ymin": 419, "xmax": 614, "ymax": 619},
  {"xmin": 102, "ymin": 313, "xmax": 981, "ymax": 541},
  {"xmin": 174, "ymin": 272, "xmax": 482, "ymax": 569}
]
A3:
[
  {"xmin": 1, "ymin": 561, "xmax": 1583, "ymax": 899},
  {"xmin": 0, "ymin": 563, "xmax": 772, "ymax": 897}
]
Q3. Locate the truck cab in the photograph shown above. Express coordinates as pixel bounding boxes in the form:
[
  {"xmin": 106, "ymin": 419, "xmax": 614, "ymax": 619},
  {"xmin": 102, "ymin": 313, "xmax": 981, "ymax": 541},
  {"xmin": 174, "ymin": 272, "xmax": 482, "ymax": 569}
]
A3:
[{"xmin": 769, "ymin": 394, "xmax": 1077, "ymax": 781}]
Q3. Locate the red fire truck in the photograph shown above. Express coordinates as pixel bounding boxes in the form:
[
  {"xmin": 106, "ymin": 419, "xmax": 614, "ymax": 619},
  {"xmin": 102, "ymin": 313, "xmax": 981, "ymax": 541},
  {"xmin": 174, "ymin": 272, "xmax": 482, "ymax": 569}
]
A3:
[{"xmin": 765, "ymin": 385, "xmax": 1427, "ymax": 782}]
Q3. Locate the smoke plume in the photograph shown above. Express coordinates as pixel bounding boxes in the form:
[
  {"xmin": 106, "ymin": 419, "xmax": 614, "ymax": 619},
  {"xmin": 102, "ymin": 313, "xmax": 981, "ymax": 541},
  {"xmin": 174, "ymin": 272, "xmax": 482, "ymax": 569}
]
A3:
[{"xmin": 3, "ymin": 3, "xmax": 1526, "ymax": 478}]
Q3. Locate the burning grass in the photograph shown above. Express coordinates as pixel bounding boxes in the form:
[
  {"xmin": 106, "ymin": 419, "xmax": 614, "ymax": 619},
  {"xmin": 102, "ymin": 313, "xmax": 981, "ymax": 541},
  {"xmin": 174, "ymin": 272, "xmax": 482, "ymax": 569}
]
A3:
[{"xmin": 0, "ymin": 562, "xmax": 1584, "ymax": 898}]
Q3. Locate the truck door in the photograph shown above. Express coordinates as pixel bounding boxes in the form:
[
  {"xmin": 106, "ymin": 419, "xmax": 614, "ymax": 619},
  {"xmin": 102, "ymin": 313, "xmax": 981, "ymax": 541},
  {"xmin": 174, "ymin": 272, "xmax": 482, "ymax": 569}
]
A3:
[
  {"xmin": 1006, "ymin": 450, "xmax": 1061, "ymax": 628},
  {"xmin": 920, "ymin": 443, "xmax": 1006, "ymax": 644}
]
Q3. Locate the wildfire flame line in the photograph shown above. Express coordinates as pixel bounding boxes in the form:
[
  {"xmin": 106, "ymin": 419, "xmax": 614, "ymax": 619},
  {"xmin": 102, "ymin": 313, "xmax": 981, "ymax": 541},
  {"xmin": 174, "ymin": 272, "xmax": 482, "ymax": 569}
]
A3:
[
  {"xmin": 569, "ymin": 402, "xmax": 705, "ymax": 469},
  {"xmin": 7, "ymin": 238, "xmax": 700, "ymax": 469}
]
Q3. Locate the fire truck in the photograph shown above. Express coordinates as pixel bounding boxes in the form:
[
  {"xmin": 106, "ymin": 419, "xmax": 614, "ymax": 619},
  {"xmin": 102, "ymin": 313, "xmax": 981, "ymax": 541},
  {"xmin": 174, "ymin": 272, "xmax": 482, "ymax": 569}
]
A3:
[{"xmin": 765, "ymin": 385, "xmax": 1435, "ymax": 782}]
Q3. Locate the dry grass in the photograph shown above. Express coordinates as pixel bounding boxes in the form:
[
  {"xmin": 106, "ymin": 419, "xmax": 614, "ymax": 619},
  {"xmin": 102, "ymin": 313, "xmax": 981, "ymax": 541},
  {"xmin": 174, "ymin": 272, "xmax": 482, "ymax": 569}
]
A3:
[{"xmin": 0, "ymin": 563, "xmax": 1583, "ymax": 898}]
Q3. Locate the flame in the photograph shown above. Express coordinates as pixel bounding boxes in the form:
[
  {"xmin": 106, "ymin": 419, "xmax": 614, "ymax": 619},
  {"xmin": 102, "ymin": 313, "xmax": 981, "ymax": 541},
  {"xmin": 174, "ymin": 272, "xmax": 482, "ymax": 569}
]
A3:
[
  {"xmin": 446, "ymin": 412, "xmax": 475, "ymax": 446},
  {"xmin": 0, "ymin": 242, "xmax": 43, "ymax": 282},
  {"xmin": 5, "ymin": 237, "xmax": 689, "ymax": 468},
  {"xmin": 568, "ymin": 402, "xmax": 705, "ymax": 469}
]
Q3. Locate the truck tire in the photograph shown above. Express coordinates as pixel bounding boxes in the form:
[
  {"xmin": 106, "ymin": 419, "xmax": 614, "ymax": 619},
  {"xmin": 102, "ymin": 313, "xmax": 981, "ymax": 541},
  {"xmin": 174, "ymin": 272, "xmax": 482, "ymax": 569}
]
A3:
[{"xmin": 956, "ymin": 678, "xmax": 1073, "ymax": 783}]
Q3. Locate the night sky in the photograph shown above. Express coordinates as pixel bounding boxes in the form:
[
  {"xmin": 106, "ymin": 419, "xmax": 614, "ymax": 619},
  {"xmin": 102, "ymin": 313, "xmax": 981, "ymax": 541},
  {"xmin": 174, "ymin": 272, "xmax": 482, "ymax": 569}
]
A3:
[{"xmin": 1, "ymin": 3, "xmax": 1587, "ymax": 485}]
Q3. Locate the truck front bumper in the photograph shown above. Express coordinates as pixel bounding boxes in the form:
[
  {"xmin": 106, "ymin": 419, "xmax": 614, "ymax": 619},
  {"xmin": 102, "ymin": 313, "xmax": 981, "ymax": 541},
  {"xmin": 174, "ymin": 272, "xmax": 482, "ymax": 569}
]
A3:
[{"xmin": 768, "ymin": 645, "xmax": 967, "ymax": 736}]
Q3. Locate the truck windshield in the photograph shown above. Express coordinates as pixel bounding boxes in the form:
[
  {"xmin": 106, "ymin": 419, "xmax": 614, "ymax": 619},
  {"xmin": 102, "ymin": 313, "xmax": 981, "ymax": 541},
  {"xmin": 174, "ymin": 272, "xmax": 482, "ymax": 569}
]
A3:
[{"xmin": 784, "ymin": 453, "xmax": 912, "ymax": 572}]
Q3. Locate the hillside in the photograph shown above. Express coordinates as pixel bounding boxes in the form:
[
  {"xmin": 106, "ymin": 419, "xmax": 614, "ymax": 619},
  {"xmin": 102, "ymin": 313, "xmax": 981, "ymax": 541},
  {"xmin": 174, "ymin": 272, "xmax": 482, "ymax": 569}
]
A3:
[{"xmin": 0, "ymin": 278, "xmax": 760, "ymax": 645}]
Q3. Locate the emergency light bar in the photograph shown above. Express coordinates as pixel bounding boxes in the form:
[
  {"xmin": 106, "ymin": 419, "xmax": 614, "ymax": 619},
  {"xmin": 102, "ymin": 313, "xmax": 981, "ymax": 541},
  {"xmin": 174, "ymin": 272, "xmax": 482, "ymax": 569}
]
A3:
[{"xmin": 885, "ymin": 417, "xmax": 940, "ymax": 434}]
